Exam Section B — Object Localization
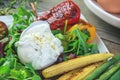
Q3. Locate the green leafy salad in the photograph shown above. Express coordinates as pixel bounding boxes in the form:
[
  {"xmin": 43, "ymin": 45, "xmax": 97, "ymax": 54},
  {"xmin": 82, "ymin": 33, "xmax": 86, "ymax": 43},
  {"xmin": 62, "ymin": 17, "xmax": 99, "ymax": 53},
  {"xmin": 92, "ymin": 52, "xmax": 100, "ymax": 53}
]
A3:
[
  {"xmin": 0, "ymin": 7, "xmax": 42, "ymax": 80},
  {"xmin": 0, "ymin": 7, "xmax": 99, "ymax": 79}
]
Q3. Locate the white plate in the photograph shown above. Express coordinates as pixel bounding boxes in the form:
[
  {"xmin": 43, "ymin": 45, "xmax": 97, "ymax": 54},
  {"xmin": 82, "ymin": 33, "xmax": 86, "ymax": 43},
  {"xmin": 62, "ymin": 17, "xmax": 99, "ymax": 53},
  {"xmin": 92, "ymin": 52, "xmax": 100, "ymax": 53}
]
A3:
[
  {"xmin": 0, "ymin": 14, "xmax": 109, "ymax": 53},
  {"xmin": 84, "ymin": 0, "xmax": 120, "ymax": 28},
  {"xmin": 0, "ymin": 15, "xmax": 13, "ymax": 27},
  {"xmin": 81, "ymin": 14, "xmax": 109, "ymax": 53}
]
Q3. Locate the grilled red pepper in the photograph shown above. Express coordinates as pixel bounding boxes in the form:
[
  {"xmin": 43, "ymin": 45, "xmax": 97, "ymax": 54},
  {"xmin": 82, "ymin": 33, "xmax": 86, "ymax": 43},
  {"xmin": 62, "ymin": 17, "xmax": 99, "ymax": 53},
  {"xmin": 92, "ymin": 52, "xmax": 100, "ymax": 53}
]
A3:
[{"xmin": 37, "ymin": 0, "xmax": 80, "ymax": 30}]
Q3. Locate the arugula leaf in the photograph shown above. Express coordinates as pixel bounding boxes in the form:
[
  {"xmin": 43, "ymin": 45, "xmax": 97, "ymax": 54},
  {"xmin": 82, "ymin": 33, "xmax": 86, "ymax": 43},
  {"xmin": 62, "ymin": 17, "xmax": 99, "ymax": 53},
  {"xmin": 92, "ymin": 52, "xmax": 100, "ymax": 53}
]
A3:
[
  {"xmin": 59, "ymin": 27, "xmax": 99, "ymax": 59},
  {"xmin": 25, "ymin": 63, "xmax": 35, "ymax": 74},
  {"xmin": 25, "ymin": 63, "xmax": 42, "ymax": 80},
  {"xmin": 32, "ymin": 75, "xmax": 42, "ymax": 80},
  {"xmin": 74, "ymin": 29, "xmax": 89, "ymax": 53}
]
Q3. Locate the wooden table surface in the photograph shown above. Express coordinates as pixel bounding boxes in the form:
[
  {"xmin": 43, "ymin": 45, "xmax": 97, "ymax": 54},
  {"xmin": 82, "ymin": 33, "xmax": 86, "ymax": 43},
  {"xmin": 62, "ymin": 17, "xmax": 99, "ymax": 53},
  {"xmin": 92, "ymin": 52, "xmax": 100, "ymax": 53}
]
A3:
[{"xmin": 37, "ymin": 0, "xmax": 120, "ymax": 54}]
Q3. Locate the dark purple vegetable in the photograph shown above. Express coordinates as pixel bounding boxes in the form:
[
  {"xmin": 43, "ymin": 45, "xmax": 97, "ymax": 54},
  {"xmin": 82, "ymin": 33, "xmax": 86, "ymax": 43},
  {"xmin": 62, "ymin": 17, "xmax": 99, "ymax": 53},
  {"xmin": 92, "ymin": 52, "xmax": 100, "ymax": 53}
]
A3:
[
  {"xmin": 0, "ymin": 38, "xmax": 8, "ymax": 57},
  {"xmin": 68, "ymin": 53, "xmax": 77, "ymax": 59},
  {"xmin": 57, "ymin": 53, "xmax": 77, "ymax": 62},
  {"xmin": 0, "ymin": 42, "xmax": 4, "ymax": 57}
]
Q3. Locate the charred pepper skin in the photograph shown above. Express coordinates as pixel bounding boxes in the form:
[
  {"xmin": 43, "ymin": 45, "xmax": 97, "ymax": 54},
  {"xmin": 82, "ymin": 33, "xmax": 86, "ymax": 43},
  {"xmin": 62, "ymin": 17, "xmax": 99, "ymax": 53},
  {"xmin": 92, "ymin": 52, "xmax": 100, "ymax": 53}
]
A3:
[{"xmin": 38, "ymin": 0, "xmax": 80, "ymax": 30}]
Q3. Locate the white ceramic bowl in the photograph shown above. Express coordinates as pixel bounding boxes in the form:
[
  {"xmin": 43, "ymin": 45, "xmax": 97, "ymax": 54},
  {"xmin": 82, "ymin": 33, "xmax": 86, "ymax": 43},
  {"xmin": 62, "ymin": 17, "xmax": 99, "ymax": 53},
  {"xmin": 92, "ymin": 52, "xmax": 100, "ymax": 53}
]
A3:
[{"xmin": 84, "ymin": 0, "xmax": 120, "ymax": 28}]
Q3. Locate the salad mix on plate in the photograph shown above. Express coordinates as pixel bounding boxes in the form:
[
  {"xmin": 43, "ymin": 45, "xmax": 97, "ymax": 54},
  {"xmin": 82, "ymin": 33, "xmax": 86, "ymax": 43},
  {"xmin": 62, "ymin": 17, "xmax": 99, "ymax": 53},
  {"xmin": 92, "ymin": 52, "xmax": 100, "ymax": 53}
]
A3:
[{"xmin": 0, "ymin": 0, "xmax": 100, "ymax": 79}]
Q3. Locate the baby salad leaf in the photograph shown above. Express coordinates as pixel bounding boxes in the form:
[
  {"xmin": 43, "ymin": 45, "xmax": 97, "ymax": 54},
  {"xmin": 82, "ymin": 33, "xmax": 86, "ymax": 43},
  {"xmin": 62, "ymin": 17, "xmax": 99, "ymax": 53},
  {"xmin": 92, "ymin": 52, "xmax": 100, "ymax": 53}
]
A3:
[
  {"xmin": 25, "ymin": 63, "xmax": 35, "ymax": 74},
  {"xmin": 25, "ymin": 63, "xmax": 42, "ymax": 80},
  {"xmin": 63, "ymin": 28, "xmax": 89, "ymax": 55},
  {"xmin": 0, "ymin": 65, "xmax": 10, "ymax": 75},
  {"xmin": 60, "ymin": 27, "xmax": 99, "ymax": 58},
  {"xmin": 32, "ymin": 75, "xmax": 42, "ymax": 80},
  {"xmin": 5, "ymin": 7, "xmax": 34, "ymax": 56},
  {"xmin": 0, "ymin": 7, "xmax": 42, "ymax": 79}
]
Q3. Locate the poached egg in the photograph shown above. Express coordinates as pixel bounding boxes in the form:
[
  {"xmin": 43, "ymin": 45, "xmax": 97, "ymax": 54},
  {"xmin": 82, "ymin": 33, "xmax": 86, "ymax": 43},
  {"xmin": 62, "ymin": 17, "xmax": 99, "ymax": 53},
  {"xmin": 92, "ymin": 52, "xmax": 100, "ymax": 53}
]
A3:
[{"xmin": 16, "ymin": 21, "xmax": 63, "ymax": 70}]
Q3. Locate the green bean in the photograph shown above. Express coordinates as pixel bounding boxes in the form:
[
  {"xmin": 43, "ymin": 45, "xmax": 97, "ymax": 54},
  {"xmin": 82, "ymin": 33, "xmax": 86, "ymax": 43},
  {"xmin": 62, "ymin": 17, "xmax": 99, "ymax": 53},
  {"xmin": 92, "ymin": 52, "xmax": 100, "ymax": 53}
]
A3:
[
  {"xmin": 97, "ymin": 64, "xmax": 120, "ymax": 80},
  {"xmin": 84, "ymin": 54, "xmax": 120, "ymax": 80},
  {"xmin": 109, "ymin": 69, "xmax": 120, "ymax": 80}
]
